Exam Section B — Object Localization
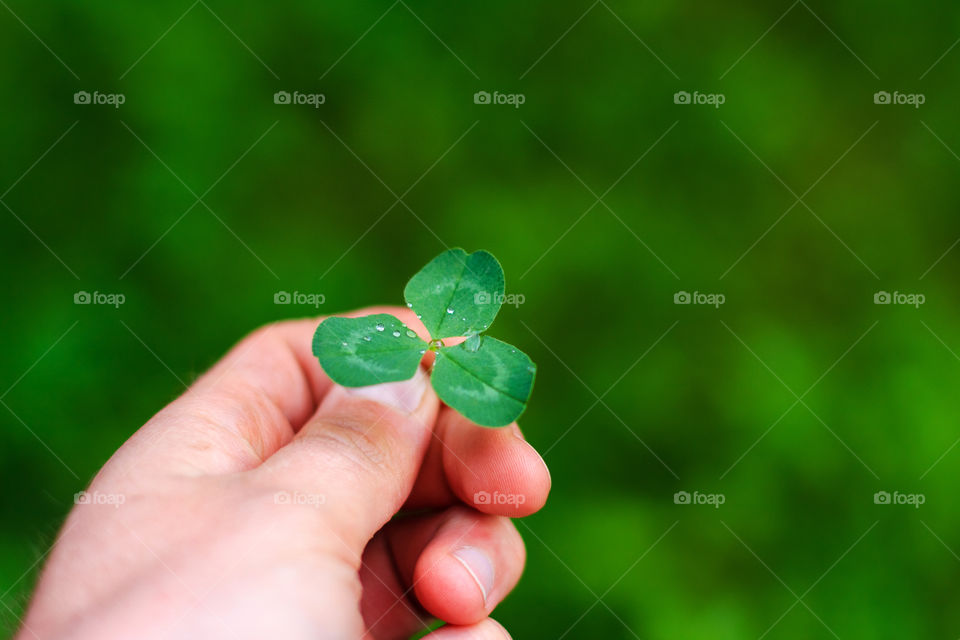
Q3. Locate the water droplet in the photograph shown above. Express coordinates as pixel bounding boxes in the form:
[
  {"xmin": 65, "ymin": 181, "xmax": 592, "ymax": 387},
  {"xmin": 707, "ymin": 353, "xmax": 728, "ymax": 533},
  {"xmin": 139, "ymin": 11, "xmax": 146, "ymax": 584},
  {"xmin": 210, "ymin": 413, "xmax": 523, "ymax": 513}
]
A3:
[
  {"xmin": 419, "ymin": 349, "xmax": 426, "ymax": 355},
  {"xmin": 431, "ymin": 339, "xmax": 444, "ymax": 349},
  {"xmin": 461, "ymin": 317, "xmax": 466, "ymax": 321},
  {"xmin": 406, "ymin": 330, "xmax": 417, "ymax": 338},
  {"xmin": 341, "ymin": 342, "xmax": 348, "ymax": 347},
  {"xmin": 392, "ymin": 330, "xmax": 401, "ymax": 337},
  {"xmin": 406, "ymin": 302, "xmax": 412, "ymax": 308},
  {"xmin": 375, "ymin": 323, "xmax": 385, "ymax": 332},
  {"xmin": 526, "ymin": 365, "xmax": 535, "ymax": 373},
  {"xmin": 362, "ymin": 336, "xmax": 372, "ymax": 342},
  {"xmin": 446, "ymin": 308, "xmax": 455, "ymax": 314},
  {"xmin": 465, "ymin": 334, "xmax": 481, "ymax": 352},
  {"xmin": 416, "ymin": 313, "xmax": 422, "ymax": 319}
]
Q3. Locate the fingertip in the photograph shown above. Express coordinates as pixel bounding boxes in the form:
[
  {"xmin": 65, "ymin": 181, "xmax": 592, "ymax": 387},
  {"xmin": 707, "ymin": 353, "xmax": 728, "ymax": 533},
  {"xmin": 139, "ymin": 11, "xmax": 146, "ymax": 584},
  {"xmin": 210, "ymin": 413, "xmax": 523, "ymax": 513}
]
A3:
[
  {"xmin": 450, "ymin": 546, "xmax": 495, "ymax": 608},
  {"xmin": 410, "ymin": 507, "xmax": 524, "ymax": 626},
  {"xmin": 507, "ymin": 430, "xmax": 552, "ymax": 514},
  {"xmin": 422, "ymin": 618, "xmax": 512, "ymax": 640},
  {"xmin": 415, "ymin": 549, "xmax": 491, "ymax": 625},
  {"xmin": 441, "ymin": 412, "xmax": 552, "ymax": 517}
]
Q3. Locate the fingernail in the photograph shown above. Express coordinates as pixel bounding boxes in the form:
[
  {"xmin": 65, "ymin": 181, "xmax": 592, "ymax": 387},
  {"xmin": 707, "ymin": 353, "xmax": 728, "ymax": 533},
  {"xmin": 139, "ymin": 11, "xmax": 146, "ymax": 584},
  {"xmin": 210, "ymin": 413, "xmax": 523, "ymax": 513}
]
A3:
[
  {"xmin": 345, "ymin": 367, "xmax": 428, "ymax": 414},
  {"xmin": 451, "ymin": 546, "xmax": 495, "ymax": 607},
  {"xmin": 539, "ymin": 453, "xmax": 552, "ymax": 486},
  {"xmin": 515, "ymin": 433, "xmax": 551, "ymax": 486},
  {"xmin": 488, "ymin": 618, "xmax": 512, "ymax": 640}
]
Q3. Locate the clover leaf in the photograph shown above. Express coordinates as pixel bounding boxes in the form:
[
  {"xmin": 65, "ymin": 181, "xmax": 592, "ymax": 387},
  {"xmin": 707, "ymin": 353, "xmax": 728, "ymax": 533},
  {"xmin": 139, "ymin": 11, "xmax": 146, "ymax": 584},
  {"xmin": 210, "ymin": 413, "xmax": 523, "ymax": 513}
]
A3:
[
  {"xmin": 312, "ymin": 248, "xmax": 535, "ymax": 427},
  {"xmin": 311, "ymin": 314, "xmax": 426, "ymax": 387},
  {"xmin": 432, "ymin": 336, "xmax": 536, "ymax": 427},
  {"xmin": 403, "ymin": 248, "xmax": 505, "ymax": 339}
]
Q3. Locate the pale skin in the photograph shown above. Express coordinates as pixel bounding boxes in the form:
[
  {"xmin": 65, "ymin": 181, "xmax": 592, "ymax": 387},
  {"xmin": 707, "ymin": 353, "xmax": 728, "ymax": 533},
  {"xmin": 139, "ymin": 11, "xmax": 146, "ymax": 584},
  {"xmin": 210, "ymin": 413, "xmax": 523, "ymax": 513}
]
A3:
[{"xmin": 18, "ymin": 307, "xmax": 551, "ymax": 640}]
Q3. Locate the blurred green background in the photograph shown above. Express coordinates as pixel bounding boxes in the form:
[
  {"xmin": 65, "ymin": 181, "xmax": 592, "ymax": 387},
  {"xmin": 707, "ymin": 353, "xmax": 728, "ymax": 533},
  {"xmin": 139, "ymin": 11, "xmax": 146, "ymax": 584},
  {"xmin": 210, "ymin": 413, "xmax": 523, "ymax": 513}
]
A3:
[{"xmin": 3, "ymin": 1, "xmax": 960, "ymax": 637}]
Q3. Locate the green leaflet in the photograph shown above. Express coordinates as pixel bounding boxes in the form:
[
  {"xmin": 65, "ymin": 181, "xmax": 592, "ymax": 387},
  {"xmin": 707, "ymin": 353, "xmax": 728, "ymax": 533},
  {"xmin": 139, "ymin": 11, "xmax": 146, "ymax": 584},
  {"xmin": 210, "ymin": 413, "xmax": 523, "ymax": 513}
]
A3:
[
  {"xmin": 403, "ymin": 248, "xmax": 504, "ymax": 340},
  {"xmin": 432, "ymin": 336, "xmax": 536, "ymax": 427},
  {"xmin": 312, "ymin": 249, "xmax": 536, "ymax": 427},
  {"xmin": 312, "ymin": 314, "xmax": 425, "ymax": 387}
]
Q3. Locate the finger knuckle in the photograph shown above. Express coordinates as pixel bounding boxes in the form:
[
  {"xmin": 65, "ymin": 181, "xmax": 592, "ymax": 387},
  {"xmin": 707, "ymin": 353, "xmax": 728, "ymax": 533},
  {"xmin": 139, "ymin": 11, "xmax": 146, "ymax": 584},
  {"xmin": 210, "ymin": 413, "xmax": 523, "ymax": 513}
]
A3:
[{"xmin": 305, "ymin": 417, "xmax": 398, "ymax": 481}]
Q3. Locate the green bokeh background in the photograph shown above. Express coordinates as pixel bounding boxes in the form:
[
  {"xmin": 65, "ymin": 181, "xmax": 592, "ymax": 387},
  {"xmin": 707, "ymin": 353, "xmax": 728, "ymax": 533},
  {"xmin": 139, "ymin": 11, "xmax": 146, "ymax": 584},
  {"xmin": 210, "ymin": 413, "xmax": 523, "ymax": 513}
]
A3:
[{"xmin": 3, "ymin": 2, "xmax": 960, "ymax": 637}]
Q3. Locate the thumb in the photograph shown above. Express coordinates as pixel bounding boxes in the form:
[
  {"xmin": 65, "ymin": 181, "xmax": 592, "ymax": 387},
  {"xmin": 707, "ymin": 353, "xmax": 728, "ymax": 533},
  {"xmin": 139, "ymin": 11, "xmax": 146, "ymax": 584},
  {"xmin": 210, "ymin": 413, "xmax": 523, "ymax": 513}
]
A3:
[{"xmin": 259, "ymin": 366, "xmax": 439, "ymax": 548}]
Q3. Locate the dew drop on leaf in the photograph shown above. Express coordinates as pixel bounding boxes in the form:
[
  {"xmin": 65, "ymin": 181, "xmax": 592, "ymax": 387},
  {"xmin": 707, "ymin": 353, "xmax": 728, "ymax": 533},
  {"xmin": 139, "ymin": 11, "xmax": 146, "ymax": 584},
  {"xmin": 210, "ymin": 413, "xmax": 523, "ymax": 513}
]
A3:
[
  {"xmin": 406, "ymin": 329, "xmax": 417, "ymax": 338},
  {"xmin": 446, "ymin": 308, "xmax": 455, "ymax": 314},
  {"xmin": 375, "ymin": 323, "xmax": 385, "ymax": 332},
  {"xmin": 362, "ymin": 336, "xmax": 372, "ymax": 342},
  {"xmin": 465, "ymin": 333, "xmax": 481, "ymax": 352},
  {"xmin": 392, "ymin": 330, "xmax": 401, "ymax": 337}
]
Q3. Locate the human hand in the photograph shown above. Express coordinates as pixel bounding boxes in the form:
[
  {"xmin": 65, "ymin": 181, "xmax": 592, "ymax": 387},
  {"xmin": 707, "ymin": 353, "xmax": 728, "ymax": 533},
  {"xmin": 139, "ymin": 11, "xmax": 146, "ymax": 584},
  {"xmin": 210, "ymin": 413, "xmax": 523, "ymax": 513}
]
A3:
[{"xmin": 19, "ymin": 307, "xmax": 551, "ymax": 640}]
